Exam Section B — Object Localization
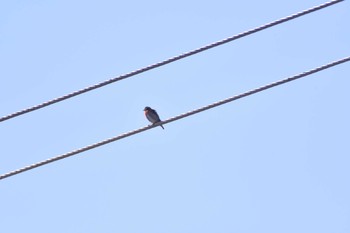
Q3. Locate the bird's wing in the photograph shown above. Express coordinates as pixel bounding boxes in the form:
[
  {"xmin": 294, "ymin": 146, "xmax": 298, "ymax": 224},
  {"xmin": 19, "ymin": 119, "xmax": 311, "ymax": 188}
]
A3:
[
  {"xmin": 149, "ymin": 110, "xmax": 161, "ymax": 122},
  {"xmin": 146, "ymin": 113, "xmax": 155, "ymax": 122}
]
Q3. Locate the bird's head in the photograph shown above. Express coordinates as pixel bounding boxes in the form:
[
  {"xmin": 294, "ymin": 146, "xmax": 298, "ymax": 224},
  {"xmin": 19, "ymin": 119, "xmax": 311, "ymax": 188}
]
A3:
[{"xmin": 144, "ymin": 106, "xmax": 151, "ymax": 111}]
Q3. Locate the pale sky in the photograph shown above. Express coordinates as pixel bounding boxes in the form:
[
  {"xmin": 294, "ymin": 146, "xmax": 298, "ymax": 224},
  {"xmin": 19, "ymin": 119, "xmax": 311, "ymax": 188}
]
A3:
[{"xmin": 1, "ymin": 1, "xmax": 349, "ymax": 232}]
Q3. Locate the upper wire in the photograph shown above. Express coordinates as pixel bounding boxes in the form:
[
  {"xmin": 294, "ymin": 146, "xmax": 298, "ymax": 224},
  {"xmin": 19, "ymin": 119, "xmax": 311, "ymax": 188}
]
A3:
[
  {"xmin": 0, "ymin": 0, "xmax": 344, "ymax": 123},
  {"xmin": 1, "ymin": 56, "xmax": 349, "ymax": 180}
]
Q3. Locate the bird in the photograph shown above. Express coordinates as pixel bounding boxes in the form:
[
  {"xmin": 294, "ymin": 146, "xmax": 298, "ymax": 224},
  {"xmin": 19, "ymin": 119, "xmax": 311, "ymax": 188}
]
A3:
[{"xmin": 144, "ymin": 106, "xmax": 164, "ymax": 129}]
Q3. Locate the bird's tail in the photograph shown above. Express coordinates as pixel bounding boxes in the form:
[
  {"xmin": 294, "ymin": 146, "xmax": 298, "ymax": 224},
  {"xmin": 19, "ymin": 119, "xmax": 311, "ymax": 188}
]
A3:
[{"xmin": 160, "ymin": 124, "xmax": 164, "ymax": 130}]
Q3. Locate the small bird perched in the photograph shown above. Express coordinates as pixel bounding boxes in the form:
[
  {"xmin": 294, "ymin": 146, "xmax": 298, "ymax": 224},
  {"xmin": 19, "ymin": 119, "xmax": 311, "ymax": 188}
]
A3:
[{"xmin": 144, "ymin": 106, "xmax": 164, "ymax": 129}]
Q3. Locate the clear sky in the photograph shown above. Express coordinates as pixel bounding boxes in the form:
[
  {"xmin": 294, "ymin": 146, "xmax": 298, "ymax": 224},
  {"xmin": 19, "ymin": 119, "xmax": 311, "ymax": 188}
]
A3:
[{"xmin": 1, "ymin": 1, "xmax": 349, "ymax": 232}]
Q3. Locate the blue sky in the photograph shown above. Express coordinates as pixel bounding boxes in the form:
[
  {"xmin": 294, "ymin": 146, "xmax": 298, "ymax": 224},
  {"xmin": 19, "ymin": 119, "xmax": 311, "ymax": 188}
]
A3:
[{"xmin": 1, "ymin": 1, "xmax": 349, "ymax": 232}]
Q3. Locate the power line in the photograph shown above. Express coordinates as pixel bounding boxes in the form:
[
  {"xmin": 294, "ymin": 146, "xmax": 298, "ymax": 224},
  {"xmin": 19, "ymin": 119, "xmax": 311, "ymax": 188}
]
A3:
[
  {"xmin": 0, "ymin": 0, "xmax": 343, "ymax": 123},
  {"xmin": 1, "ymin": 56, "xmax": 349, "ymax": 181}
]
